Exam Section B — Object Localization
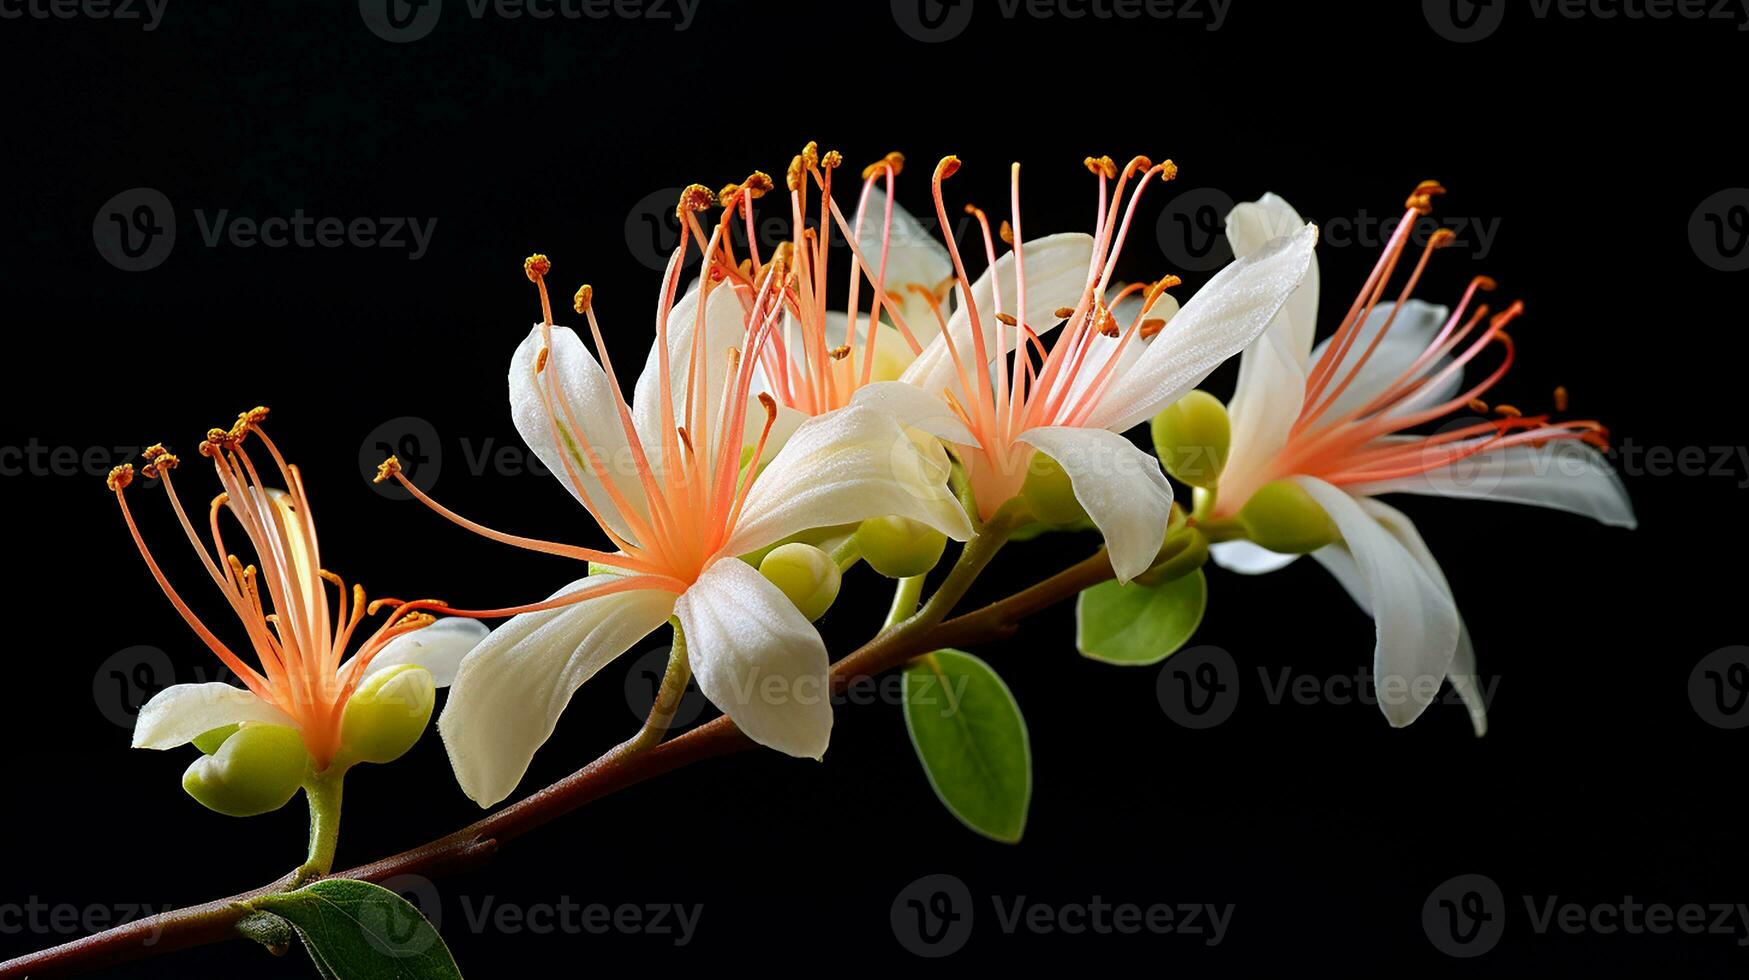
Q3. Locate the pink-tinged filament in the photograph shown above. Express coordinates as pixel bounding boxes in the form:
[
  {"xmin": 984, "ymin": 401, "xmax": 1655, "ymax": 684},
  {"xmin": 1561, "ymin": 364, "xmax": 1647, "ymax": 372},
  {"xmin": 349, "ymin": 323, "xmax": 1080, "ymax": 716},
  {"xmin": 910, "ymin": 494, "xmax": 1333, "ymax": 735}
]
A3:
[
  {"xmin": 1214, "ymin": 183, "xmax": 1610, "ymax": 517},
  {"xmin": 378, "ymin": 193, "xmax": 786, "ymax": 623},
  {"xmin": 922, "ymin": 154, "xmax": 1181, "ymax": 519},
  {"xmin": 109, "ymin": 413, "xmax": 444, "ymax": 768}
]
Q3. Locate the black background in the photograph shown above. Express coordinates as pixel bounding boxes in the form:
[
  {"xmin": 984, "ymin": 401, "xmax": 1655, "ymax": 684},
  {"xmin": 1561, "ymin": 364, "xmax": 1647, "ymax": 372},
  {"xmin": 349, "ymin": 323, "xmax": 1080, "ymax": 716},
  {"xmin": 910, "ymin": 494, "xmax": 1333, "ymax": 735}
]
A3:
[{"xmin": 2, "ymin": 0, "xmax": 1744, "ymax": 975}]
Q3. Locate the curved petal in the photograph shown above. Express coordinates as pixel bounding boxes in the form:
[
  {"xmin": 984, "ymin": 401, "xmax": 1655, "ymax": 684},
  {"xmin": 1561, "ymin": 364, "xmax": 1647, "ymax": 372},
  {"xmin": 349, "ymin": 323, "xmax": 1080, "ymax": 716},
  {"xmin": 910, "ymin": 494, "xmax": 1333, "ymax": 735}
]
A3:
[
  {"xmin": 1307, "ymin": 300, "xmax": 1457, "ymax": 419},
  {"xmin": 1209, "ymin": 539, "xmax": 1302, "ymax": 575},
  {"xmin": 510, "ymin": 323, "xmax": 642, "ymax": 540},
  {"xmin": 1015, "ymin": 426, "xmax": 1173, "ymax": 584},
  {"xmin": 632, "ymin": 280, "xmax": 750, "ymax": 457},
  {"xmin": 676, "ymin": 558, "xmax": 832, "ymax": 759},
  {"xmin": 1348, "ymin": 440, "xmax": 1636, "ymax": 529},
  {"xmin": 361, "ymin": 617, "xmax": 488, "ymax": 688},
  {"xmin": 132, "ymin": 683, "xmax": 296, "ymax": 749},
  {"xmin": 1296, "ymin": 477, "xmax": 1460, "ymax": 728},
  {"xmin": 1354, "ymin": 497, "xmax": 1486, "ymax": 736},
  {"xmin": 437, "ymin": 577, "xmax": 677, "ymax": 807},
  {"xmin": 1083, "ymin": 224, "xmax": 1318, "ymax": 433},
  {"xmin": 1223, "ymin": 195, "xmax": 1320, "ymax": 479},
  {"xmin": 859, "ymin": 188, "xmax": 953, "ymax": 343},
  {"xmin": 901, "ymin": 233, "xmax": 1095, "ymax": 398},
  {"xmin": 849, "ymin": 380, "xmax": 977, "ymax": 446},
  {"xmin": 727, "ymin": 404, "xmax": 973, "ymax": 555}
]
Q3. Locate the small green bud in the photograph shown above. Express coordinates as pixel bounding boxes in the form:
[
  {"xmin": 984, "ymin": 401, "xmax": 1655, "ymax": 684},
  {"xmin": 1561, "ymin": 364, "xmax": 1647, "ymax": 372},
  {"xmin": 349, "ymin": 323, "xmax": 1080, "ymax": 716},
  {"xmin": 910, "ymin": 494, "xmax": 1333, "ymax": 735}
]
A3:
[
  {"xmin": 191, "ymin": 724, "xmax": 239, "ymax": 755},
  {"xmin": 339, "ymin": 664, "xmax": 437, "ymax": 766},
  {"xmin": 855, "ymin": 515, "xmax": 948, "ymax": 579},
  {"xmin": 182, "ymin": 723, "xmax": 309, "ymax": 817},
  {"xmin": 758, "ymin": 542, "xmax": 843, "ymax": 621},
  {"xmin": 1020, "ymin": 452, "xmax": 1087, "ymax": 525},
  {"xmin": 1237, "ymin": 479, "xmax": 1338, "ymax": 554},
  {"xmin": 1151, "ymin": 390, "xmax": 1230, "ymax": 490}
]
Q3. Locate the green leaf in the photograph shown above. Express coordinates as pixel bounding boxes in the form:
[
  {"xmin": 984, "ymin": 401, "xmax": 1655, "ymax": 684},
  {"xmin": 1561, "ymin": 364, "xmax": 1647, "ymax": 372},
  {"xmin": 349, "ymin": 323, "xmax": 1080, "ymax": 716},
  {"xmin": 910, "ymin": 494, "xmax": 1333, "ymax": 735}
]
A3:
[
  {"xmin": 1075, "ymin": 569, "xmax": 1208, "ymax": 666},
  {"xmin": 903, "ymin": 649, "xmax": 1032, "ymax": 843},
  {"xmin": 250, "ymin": 879, "xmax": 462, "ymax": 980}
]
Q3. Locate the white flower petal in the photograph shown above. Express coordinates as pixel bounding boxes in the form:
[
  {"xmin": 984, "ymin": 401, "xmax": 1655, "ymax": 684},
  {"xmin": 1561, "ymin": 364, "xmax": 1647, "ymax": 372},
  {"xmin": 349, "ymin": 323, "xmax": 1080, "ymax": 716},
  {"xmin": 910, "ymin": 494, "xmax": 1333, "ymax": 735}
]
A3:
[
  {"xmin": 901, "ymin": 233, "xmax": 1095, "ymax": 398},
  {"xmin": 1083, "ymin": 224, "xmax": 1317, "ymax": 434},
  {"xmin": 849, "ymin": 380, "xmax": 977, "ymax": 445},
  {"xmin": 361, "ymin": 618, "xmax": 488, "ymax": 688},
  {"xmin": 727, "ymin": 404, "xmax": 972, "ymax": 556},
  {"xmin": 1354, "ymin": 496, "xmax": 1487, "ymax": 736},
  {"xmin": 437, "ymin": 577, "xmax": 677, "ymax": 807},
  {"xmin": 1016, "ymin": 426, "xmax": 1173, "ymax": 584},
  {"xmin": 858, "ymin": 188, "xmax": 952, "ymax": 318},
  {"xmin": 1348, "ymin": 440, "xmax": 1636, "ymax": 529},
  {"xmin": 510, "ymin": 324, "xmax": 643, "ymax": 539},
  {"xmin": 132, "ymin": 683, "xmax": 296, "ymax": 749},
  {"xmin": 675, "ymin": 559, "xmax": 832, "ymax": 759},
  {"xmin": 1296, "ymin": 477, "xmax": 1460, "ymax": 728},
  {"xmin": 1307, "ymin": 300, "xmax": 1457, "ymax": 419},
  {"xmin": 1223, "ymin": 195, "xmax": 1320, "ymax": 479},
  {"xmin": 632, "ymin": 280, "xmax": 749, "ymax": 457},
  {"xmin": 1208, "ymin": 539, "xmax": 1301, "ymax": 575}
]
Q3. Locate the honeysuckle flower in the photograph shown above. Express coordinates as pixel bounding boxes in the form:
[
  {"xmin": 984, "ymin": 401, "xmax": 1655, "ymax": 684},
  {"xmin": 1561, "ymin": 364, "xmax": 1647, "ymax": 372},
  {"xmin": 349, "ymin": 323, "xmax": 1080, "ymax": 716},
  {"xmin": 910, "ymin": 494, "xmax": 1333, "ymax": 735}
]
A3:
[
  {"xmin": 716, "ymin": 146, "xmax": 953, "ymax": 417},
  {"xmin": 380, "ymin": 250, "xmax": 971, "ymax": 807},
  {"xmin": 108, "ymin": 410, "xmax": 486, "ymax": 773},
  {"xmin": 854, "ymin": 155, "xmax": 1317, "ymax": 582},
  {"xmin": 1204, "ymin": 189, "xmax": 1636, "ymax": 730}
]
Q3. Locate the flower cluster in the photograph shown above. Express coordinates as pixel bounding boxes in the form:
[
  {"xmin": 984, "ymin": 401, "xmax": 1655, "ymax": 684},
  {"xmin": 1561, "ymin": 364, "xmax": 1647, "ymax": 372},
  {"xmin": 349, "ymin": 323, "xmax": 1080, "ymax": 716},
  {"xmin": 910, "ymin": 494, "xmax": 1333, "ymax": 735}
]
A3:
[{"xmin": 108, "ymin": 146, "xmax": 1632, "ymax": 837}]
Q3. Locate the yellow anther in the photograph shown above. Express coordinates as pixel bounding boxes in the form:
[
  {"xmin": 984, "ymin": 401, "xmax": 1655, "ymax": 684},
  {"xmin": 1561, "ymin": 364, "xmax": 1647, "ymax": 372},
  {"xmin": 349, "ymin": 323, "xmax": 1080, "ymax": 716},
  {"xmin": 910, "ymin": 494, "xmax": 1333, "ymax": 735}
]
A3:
[
  {"xmin": 786, "ymin": 155, "xmax": 804, "ymax": 192},
  {"xmin": 801, "ymin": 141, "xmax": 820, "ymax": 170},
  {"xmin": 143, "ymin": 443, "xmax": 168, "ymax": 461},
  {"xmin": 1157, "ymin": 274, "xmax": 1184, "ymax": 290},
  {"xmin": 1429, "ymin": 227, "xmax": 1457, "ymax": 248},
  {"xmin": 829, "ymin": 344, "xmax": 852, "ymax": 361},
  {"xmin": 1083, "ymin": 155, "xmax": 1117, "ymax": 179},
  {"xmin": 822, "ymin": 149, "xmax": 842, "ymax": 169},
  {"xmin": 573, "ymin": 284, "xmax": 594, "ymax": 315},
  {"xmin": 678, "ymin": 184, "xmax": 715, "ymax": 215},
  {"xmin": 1468, "ymin": 398, "xmax": 1491, "ymax": 413},
  {"xmin": 535, "ymin": 346, "xmax": 550, "ymax": 372},
  {"xmin": 757, "ymin": 391, "xmax": 778, "ymax": 421},
  {"xmin": 1129, "ymin": 154, "xmax": 1154, "ymax": 173},
  {"xmin": 1158, "ymin": 159, "xmax": 1179, "ymax": 182},
  {"xmin": 374, "ymin": 456, "xmax": 402, "ymax": 484},
  {"xmin": 524, "ymin": 253, "xmax": 551, "ymax": 282},
  {"xmin": 1405, "ymin": 180, "xmax": 1446, "ymax": 215},
  {"xmin": 1475, "ymin": 275, "xmax": 1498, "ymax": 292},
  {"xmin": 1096, "ymin": 306, "xmax": 1120, "ymax": 337},
  {"xmin": 1054, "ymin": 306, "xmax": 1078, "ymax": 319},
  {"xmin": 238, "ymin": 406, "xmax": 270, "ymax": 426},
  {"xmin": 141, "ymin": 451, "xmax": 180, "ymax": 479},
  {"xmin": 106, "ymin": 463, "xmax": 134, "ymax": 491},
  {"xmin": 862, "ymin": 152, "xmax": 905, "ymax": 180},
  {"xmin": 995, "ymin": 312, "xmax": 1018, "ymax": 327},
  {"xmin": 1494, "ymin": 404, "xmax": 1523, "ymax": 418},
  {"xmin": 1553, "ymin": 386, "xmax": 1569, "ymax": 412},
  {"xmin": 998, "ymin": 220, "xmax": 1014, "ymax": 245},
  {"xmin": 936, "ymin": 155, "xmax": 961, "ymax": 180},
  {"xmin": 1139, "ymin": 317, "xmax": 1167, "ymax": 339},
  {"xmin": 743, "ymin": 171, "xmax": 774, "ymax": 197}
]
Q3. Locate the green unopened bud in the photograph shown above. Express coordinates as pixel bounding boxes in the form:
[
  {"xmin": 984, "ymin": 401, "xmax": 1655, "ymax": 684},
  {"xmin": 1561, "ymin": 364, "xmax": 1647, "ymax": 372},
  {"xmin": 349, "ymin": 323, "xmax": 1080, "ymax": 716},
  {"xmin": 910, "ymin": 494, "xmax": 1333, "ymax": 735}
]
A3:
[
  {"xmin": 182, "ymin": 723, "xmax": 309, "ymax": 817},
  {"xmin": 192, "ymin": 724, "xmax": 239, "ymax": 755},
  {"xmin": 1020, "ymin": 452, "xmax": 1086, "ymax": 525},
  {"xmin": 339, "ymin": 664, "xmax": 437, "ymax": 766},
  {"xmin": 1151, "ymin": 390, "xmax": 1230, "ymax": 490},
  {"xmin": 758, "ymin": 542, "xmax": 842, "ymax": 621},
  {"xmin": 855, "ymin": 515, "xmax": 948, "ymax": 578},
  {"xmin": 1237, "ymin": 479, "xmax": 1338, "ymax": 554}
]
